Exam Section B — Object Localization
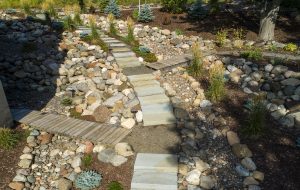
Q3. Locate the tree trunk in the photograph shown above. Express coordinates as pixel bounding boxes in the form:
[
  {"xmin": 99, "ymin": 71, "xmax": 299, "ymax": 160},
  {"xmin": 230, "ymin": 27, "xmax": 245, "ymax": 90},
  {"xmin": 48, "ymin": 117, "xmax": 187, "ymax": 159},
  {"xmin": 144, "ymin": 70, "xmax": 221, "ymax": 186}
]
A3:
[{"xmin": 258, "ymin": 0, "xmax": 282, "ymax": 41}]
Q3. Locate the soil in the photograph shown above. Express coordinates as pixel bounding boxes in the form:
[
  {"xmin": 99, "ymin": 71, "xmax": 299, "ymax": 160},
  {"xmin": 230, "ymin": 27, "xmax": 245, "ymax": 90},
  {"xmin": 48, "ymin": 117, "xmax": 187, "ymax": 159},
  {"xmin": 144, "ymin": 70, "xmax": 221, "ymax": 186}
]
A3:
[
  {"xmin": 213, "ymin": 83, "xmax": 300, "ymax": 190},
  {"xmin": 124, "ymin": 124, "xmax": 181, "ymax": 154},
  {"xmin": 0, "ymin": 127, "xmax": 27, "ymax": 189},
  {"xmin": 120, "ymin": 8, "xmax": 300, "ymax": 43},
  {"xmin": 82, "ymin": 154, "xmax": 135, "ymax": 190}
]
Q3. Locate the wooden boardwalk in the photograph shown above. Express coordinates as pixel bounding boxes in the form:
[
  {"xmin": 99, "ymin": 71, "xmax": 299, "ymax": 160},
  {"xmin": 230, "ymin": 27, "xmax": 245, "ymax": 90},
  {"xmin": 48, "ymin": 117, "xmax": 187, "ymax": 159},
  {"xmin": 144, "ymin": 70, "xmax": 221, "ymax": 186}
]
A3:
[{"xmin": 11, "ymin": 109, "xmax": 131, "ymax": 145}]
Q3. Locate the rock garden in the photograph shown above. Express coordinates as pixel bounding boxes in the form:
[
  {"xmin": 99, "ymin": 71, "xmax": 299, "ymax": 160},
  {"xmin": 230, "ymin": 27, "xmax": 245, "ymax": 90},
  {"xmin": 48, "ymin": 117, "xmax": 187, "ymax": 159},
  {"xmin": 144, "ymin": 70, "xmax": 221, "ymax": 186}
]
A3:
[{"xmin": 0, "ymin": 0, "xmax": 299, "ymax": 190}]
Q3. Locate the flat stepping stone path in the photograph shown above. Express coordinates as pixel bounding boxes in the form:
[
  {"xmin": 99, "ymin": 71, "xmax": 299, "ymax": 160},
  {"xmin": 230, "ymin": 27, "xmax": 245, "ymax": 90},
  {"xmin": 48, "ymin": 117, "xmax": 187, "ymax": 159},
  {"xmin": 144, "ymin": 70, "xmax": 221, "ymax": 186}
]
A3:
[
  {"xmin": 147, "ymin": 54, "xmax": 192, "ymax": 71},
  {"xmin": 97, "ymin": 33, "xmax": 176, "ymax": 126},
  {"xmin": 131, "ymin": 153, "xmax": 178, "ymax": 190},
  {"xmin": 11, "ymin": 109, "xmax": 131, "ymax": 145}
]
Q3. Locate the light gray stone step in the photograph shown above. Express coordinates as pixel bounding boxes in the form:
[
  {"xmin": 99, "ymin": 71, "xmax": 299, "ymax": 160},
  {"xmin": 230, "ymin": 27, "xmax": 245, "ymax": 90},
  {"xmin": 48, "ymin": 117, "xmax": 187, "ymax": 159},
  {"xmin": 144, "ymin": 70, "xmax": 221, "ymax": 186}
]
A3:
[
  {"xmin": 143, "ymin": 112, "xmax": 176, "ymax": 126},
  {"xmin": 115, "ymin": 57, "xmax": 140, "ymax": 62},
  {"xmin": 109, "ymin": 43, "xmax": 127, "ymax": 47},
  {"xmin": 128, "ymin": 74, "xmax": 156, "ymax": 82},
  {"xmin": 141, "ymin": 103, "xmax": 173, "ymax": 115},
  {"xmin": 134, "ymin": 153, "xmax": 178, "ymax": 172},
  {"xmin": 138, "ymin": 94, "xmax": 170, "ymax": 105},
  {"xmin": 112, "ymin": 47, "xmax": 132, "ymax": 52},
  {"xmin": 103, "ymin": 39, "xmax": 121, "ymax": 43},
  {"xmin": 118, "ymin": 62, "xmax": 142, "ymax": 68},
  {"xmin": 134, "ymin": 85, "xmax": 164, "ymax": 97},
  {"xmin": 131, "ymin": 171, "xmax": 177, "ymax": 190},
  {"xmin": 112, "ymin": 52, "xmax": 136, "ymax": 58},
  {"xmin": 130, "ymin": 80, "xmax": 160, "ymax": 87}
]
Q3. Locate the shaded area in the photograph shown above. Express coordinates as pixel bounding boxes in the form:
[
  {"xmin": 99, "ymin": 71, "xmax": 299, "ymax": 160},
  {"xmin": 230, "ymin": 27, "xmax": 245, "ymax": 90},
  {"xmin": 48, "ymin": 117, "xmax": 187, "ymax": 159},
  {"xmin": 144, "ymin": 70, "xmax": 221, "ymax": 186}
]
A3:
[{"xmin": 121, "ymin": 8, "xmax": 300, "ymax": 43}]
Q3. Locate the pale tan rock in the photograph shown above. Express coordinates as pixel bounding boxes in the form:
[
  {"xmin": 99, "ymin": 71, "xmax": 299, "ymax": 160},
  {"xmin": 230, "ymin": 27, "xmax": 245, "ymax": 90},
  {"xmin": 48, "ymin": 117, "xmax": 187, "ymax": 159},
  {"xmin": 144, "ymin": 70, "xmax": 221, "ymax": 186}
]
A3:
[{"xmin": 227, "ymin": 131, "xmax": 240, "ymax": 146}]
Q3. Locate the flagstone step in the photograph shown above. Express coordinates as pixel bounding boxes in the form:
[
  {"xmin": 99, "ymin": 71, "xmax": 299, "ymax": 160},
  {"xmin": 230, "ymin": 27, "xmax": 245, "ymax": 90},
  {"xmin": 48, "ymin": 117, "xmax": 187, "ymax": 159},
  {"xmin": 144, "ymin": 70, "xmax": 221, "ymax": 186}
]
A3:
[
  {"xmin": 141, "ymin": 103, "xmax": 176, "ymax": 126},
  {"xmin": 130, "ymin": 80, "xmax": 160, "ymax": 87},
  {"xmin": 109, "ymin": 43, "xmax": 127, "ymax": 47},
  {"xmin": 103, "ymin": 39, "xmax": 121, "ymax": 43},
  {"xmin": 128, "ymin": 74, "xmax": 156, "ymax": 82},
  {"xmin": 112, "ymin": 47, "xmax": 132, "ymax": 52},
  {"xmin": 112, "ymin": 52, "xmax": 136, "ymax": 58},
  {"xmin": 117, "ymin": 61, "xmax": 142, "ymax": 68},
  {"xmin": 131, "ymin": 153, "xmax": 178, "ymax": 190},
  {"xmin": 138, "ymin": 94, "xmax": 170, "ymax": 105},
  {"xmin": 115, "ymin": 56, "xmax": 140, "ymax": 63},
  {"xmin": 134, "ymin": 85, "xmax": 165, "ymax": 97}
]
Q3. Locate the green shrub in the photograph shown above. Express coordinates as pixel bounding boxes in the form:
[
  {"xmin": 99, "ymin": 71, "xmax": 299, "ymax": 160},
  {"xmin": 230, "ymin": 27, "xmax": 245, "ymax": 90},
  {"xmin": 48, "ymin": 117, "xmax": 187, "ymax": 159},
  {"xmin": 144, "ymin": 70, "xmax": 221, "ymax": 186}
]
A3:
[
  {"xmin": 0, "ymin": 128, "xmax": 20, "ymax": 150},
  {"xmin": 108, "ymin": 13, "xmax": 118, "ymax": 35},
  {"xmin": 188, "ymin": 43, "xmax": 204, "ymax": 78},
  {"xmin": 108, "ymin": 181, "xmax": 123, "ymax": 190},
  {"xmin": 138, "ymin": 4, "xmax": 154, "ymax": 22},
  {"xmin": 233, "ymin": 27, "xmax": 244, "ymax": 40},
  {"xmin": 268, "ymin": 44, "xmax": 278, "ymax": 52},
  {"xmin": 74, "ymin": 13, "xmax": 83, "ymax": 26},
  {"xmin": 132, "ymin": 9, "xmax": 139, "ymax": 21},
  {"xmin": 216, "ymin": 29, "xmax": 227, "ymax": 47},
  {"xmin": 241, "ymin": 48, "xmax": 263, "ymax": 61},
  {"xmin": 104, "ymin": 0, "xmax": 121, "ymax": 18},
  {"xmin": 206, "ymin": 63, "xmax": 225, "ymax": 102},
  {"xmin": 126, "ymin": 17, "xmax": 135, "ymax": 42},
  {"xmin": 139, "ymin": 46, "xmax": 150, "ymax": 53},
  {"xmin": 75, "ymin": 170, "xmax": 102, "ymax": 190},
  {"xmin": 132, "ymin": 46, "xmax": 157, "ymax": 62},
  {"xmin": 161, "ymin": 0, "xmax": 187, "ymax": 13},
  {"xmin": 188, "ymin": 0, "xmax": 207, "ymax": 19},
  {"xmin": 63, "ymin": 15, "xmax": 76, "ymax": 31},
  {"xmin": 61, "ymin": 97, "xmax": 72, "ymax": 106},
  {"xmin": 209, "ymin": 0, "xmax": 220, "ymax": 14},
  {"xmin": 99, "ymin": 0, "xmax": 110, "ymax": 12},
  {"xmin": 283, "ymin": 43, "xmax": 298, "ymax": 52},
  {"xmin": 175, "ymin": 28, "xmax": 184, "ymax": 35},
  {"xmin": 83, "ymin": 154, "xmax": 93, "ymax": 167},
  {"xmin": 242, "ymin": 95, "xmax": 266, "ymax": 139}
]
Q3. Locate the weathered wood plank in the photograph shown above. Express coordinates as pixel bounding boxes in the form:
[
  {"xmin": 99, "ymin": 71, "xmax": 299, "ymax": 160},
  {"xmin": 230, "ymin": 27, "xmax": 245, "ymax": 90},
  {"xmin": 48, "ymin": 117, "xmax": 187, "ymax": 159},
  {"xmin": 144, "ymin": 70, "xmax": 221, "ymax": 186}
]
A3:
[
  {"xmin": 89, "ymin": 125, "xmax": 112, "ymax": 141},
  {"xmin": 75, "ymin": 123, "xmax": 99, "ymax": 137},
  {"xmin": 101, "ymin": 127, "xmax": 123, "ymax": 143}
]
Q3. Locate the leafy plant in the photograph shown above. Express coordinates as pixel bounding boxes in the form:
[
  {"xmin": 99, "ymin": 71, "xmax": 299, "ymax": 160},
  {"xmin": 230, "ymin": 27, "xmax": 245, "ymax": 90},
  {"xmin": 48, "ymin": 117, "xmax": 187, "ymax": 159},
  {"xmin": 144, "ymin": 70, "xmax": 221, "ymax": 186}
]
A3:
[
  {"xmin": 188, "ymin": 43, "xmax": 204, "ymax": 78},
  {"xmin": 188, "ymin": 0, "xmax": 207, "ymax": 19},
  {"xmin": 283, "ymin": 43, "xmax": 298, "ymax": 52},
  {"xmin": 82, "ymin": 154, "xmax": 93, "ymax": 167},
  {"xmin": 233, "ymin": 27, "xmax": 244, "ymax": 40},
  {"xmin": 242, "ymin": 95, "xmax": 266, "ymax": 138},
  {"xmin": 75, "ymin": 170, "xmax": 102, "ymax": 190},
  {"xmin": 206, "ymin": 63, "xmax": 225, "ymax": 102},
  {"xmin": 161, "ymin": 0, "xmax": 187, "ymax": 13},
  {"xmin": 268, "ymin": 44, "xmax": 278, "ymax": 52},
  {"xmin": 0, "ymin": 128, "xmax": 20, "ymax": 150},
  {"xmin": 61, "ymin": 97, "xmax": 72, "ymax": 106},
  {"xmin": 139, "ymin": 46, "xmax": 150, "ymax": 53},
  {"xmin": 216, "ymin": 29, "xmax": 227, "ymax": 47},
  {"xmin": 127, "ymin": 16, "xmax": 135, "ymax": 42},
  {"xmin": 104, "ymin": 0, "xmax": 121, "ymax": 18},
  {"xmin": 241, "ymin": 48, "xmax": 263, "ymax": 61},
  {"xmin": 175, "ymin": 28, "xmax": 184, "ymax": 35},
  {"xmin": 132, "ymin": 9, "xmax": 139, "ymax": 21},
  {"xmin": 138, "ymin": 4, "xmax": 154, "ymax": 22},
  {"xmin": 108, "ymin": 181, "xmax": 123, "ymax": 190},
  {"xmin": 63, "ymin": 15, "xmax": 76, "ymax": 31},
  {"xmin": 108, "ymin": 13, "xmax": 117, "ymax": 35}
]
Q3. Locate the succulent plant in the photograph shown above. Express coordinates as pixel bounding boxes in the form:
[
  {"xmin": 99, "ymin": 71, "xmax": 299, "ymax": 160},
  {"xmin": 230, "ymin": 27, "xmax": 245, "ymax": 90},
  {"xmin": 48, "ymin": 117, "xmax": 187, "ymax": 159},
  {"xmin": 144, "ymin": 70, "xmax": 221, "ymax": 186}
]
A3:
[
  {"xmin": 75, "ymin": 170, "xmax": 102, "ymax": 190},
  {"xmin": 139, "ymin": 46, "xmax": 150, "ymax": 53}
]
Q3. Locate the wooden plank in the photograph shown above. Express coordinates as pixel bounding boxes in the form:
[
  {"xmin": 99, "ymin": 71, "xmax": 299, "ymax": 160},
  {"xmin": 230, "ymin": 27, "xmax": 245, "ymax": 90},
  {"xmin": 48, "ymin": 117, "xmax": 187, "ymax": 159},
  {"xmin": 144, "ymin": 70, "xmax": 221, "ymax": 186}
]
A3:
[
  {"xmin": 14, "ymin": 109, "xmax": 32, "ymax": 121},
  {"xmin": 88, "ymin": 124, "xmax": 112, "ymax": 141},
  {"xmin": 29, "ymin": 114, "xmax": 54, "ymax": 128},
  {"xmin": 110, "ymin": 129, "xmax": 132, "ymax": 145},
  {"xmin": 37, "ymin": 114, "xmax": 60, "ymax": 129},
  {"xmin": 101, "ymin": 127, "xmax": 123, "ymax": 143},
  {"xmin": 46, "ymin": 116, "xmax": 70, "ymax": 132},
  {"xmin": 77, "ymin": 123, "xmax": 100, "ymax": 138},
  {"xmin": 92, "ymin": 127, "xmax": 116, "ymax": 142},
  {"xmin": 73, "ymin": 122, "xmax": 98, "ymax": 137},
  {"xmin": 53, "ymin": 118, "xmax": 79, "ymax": 133},
  {"xmin": 66, "ymin": 120, "xmax": 90, "ymax": 136},
  {"xmin": 18, "ymin": 111, "xmax": 40, "ymax": 123},
  {"xmin": 82, "ymin": 124, "xmax": 107, "ymax": 139},
  {"xmin": 59, "ymin": 119, "xmax": 84, "ymax": 134},
  {"xmin": 68, "ymin": 121, "xmax": 94, "ymax": 136},
  {"xmin": 22, "ymin": 112, "xmax": 47, "ymax": 124}
]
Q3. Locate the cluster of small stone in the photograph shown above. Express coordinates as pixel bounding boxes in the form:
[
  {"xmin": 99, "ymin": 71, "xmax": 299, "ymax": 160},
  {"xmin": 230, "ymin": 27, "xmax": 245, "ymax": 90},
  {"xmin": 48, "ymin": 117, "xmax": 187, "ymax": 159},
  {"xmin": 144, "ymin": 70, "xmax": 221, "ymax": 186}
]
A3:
[
  {"xmin": 224, "ymin": 56, "xmax": 300, "ymax": 129},
  {"xmin": 9, "ymin": 125, "xmax": 134, "ymax": 190}
]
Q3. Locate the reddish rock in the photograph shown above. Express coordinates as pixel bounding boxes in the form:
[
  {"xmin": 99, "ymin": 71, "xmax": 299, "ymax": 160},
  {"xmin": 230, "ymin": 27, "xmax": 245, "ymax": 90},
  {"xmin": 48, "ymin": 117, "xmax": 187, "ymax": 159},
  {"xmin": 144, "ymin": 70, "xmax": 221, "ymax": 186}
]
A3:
[
  {"xmin": 9, "ymin": 182, "xmax": 24, "ymax": 190},
  {"xmin": 93, "ymin": 106, "xmax": 111, "ymax": 123},
  {"xmin": 38, "ymin": 133, "xmax": 53, "ymax": 144},
  {"xmin": 84, "ymin": 141, "xmax": 94, "ymax": 154}
]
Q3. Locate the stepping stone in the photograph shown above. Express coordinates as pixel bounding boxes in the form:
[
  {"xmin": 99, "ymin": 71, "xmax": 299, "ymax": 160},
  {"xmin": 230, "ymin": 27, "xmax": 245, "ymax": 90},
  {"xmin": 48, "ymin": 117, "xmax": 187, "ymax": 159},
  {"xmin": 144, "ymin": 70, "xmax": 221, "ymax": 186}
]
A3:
[
  {"xmin": 103, "ymin": 39, "xmax": 121, "ymax": 43},
  {"xmin": 113, "ymin": 52, "xmax": 136, "ymax": 58},
  {"xmin": 141, "ymin": 103, "xmax": 176, "ymax": 126},
  {"xmin": 112, "ymin": 47, "xmax": 132, "ymax": 52},
  {"xmin": 128, "ymin": 74, "xmax": 156, "ymax": 82},
  {"xmin": 109, "ymin": 43, "xmax": 126, "ymax": 47},
  {"xmin": 130, "ymin": 80, "xmax": 160, "ymax": 87},
  {"xmin": 117, "ymin": 61, "xmax": 141, "ymax": 68},
  {"xmin": 134, "ymin": 85, "xmax": 164, "ymax": 97},
  {"xmin": 138, "ymin": 94, "xmax": 170, "ymax": 105},
  {"xmin": 131, "ymin": 153, "xmax": 178, "ymax": 190}
]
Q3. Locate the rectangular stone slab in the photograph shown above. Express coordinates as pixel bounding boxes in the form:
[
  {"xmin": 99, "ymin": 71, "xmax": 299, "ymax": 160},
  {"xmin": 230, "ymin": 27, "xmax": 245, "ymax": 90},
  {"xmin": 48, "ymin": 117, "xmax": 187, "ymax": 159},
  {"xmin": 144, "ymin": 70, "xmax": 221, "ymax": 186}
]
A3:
[
  {"xmin": 128, "ymin": 74, "xmax": 156, "ymax": 82},
  {"xmin": 117, "ymin": 62, "xmax": 141, "ymax": 68},
  {"xmin": 112, "ymin": 47, "xmax": 132, "ymax": 52},
  {"xmin": 134, "ymin": 85, "xmax": 164, "ymax": 97},
  {"xmin": 138, "ymin": 94, "xmax": 170, "ymax": 105},
  {"xmin": 143, "ymin": 111, "xmax": 176, "ymax": 126},
  {"xmin": 134, "ymin": 153, "xmax": 178, "ymax": 172},
  {"xmin": 131, "ymin": 170, "xmax": 177, "ymax": 190},
  {"xmin": 130, "ymin": 80, "xmax": 160, "ymax": 87},
  {"xmin": 113, "ymin": 52, "xmax": 136, "ymax": 58},
  {"xmin": 109, "ymin": 43, "xmax": 126, "ymax": 47}
]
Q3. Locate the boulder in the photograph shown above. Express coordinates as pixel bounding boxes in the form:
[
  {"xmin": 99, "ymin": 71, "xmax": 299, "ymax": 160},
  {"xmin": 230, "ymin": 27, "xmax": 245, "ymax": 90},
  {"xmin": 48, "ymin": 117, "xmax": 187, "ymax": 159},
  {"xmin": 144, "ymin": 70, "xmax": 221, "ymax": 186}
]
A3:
[
  {"xmin": 232, "ymin": 144, "xmax": 252, "ymax": 158},
  {"xmin": 9, "ymin": 182, "xmax": 24, "ymax": 190},
  {"xmin": 121, "ymin": 118, "xmax": 135, "ymax": 129},
  {"xmin": 199, "ymin": 175, "xmax": 216, "ymax": 189},
  {"xmin": 110, "ymin": 155, "xmax": 128, "ymax": 166},
  {"xmin": 93, "ymin": 106, "xmax": 111, "ymax": 123},
  {"xmin": 115, "ymin": 142, "xmax": 134, "ymax": 157},
  {"xmin": 186, "ymin": 169, "xmax": 201, "ymax": 185},
  {"xmin": 226, "ymin": 131, "xmax": 240, "ymax": 145}
]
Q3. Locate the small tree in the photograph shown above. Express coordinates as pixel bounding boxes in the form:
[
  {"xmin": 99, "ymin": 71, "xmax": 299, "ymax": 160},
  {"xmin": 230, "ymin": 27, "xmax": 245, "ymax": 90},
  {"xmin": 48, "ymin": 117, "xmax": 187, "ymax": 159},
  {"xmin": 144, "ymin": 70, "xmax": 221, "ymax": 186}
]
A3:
[
  {"xmin": 138, "ymin": 4, "xmax": 154, "ymax": 23},
  {"xmin": 104, "ymin": 0, "xmax": 121, "ymax": 18},
  {"xmin": 161, "ymin": 0, "xmax": 187, "ymax": 13},
  {"xmin": 188, "ymin": 0, "xmax": 207, "ymax": 19}
]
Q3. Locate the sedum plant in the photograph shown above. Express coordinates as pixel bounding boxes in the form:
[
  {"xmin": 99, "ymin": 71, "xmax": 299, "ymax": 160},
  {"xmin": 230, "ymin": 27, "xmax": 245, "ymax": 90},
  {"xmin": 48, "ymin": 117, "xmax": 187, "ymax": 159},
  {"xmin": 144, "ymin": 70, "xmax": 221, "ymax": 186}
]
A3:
[
  {"xmin": 75, "ymin": 170, "xmax": 102, "ymax": 190},
  {"xmin": 188, "ymin": 42, "xmax": 204, "ymax": 78},
  {"xmin": 138, "ymin": 4, "xmax": 154, "ymax": 23},
  {"xmin": 283, "ymin": 43, "xmax": 298, "ymax": 52},
  {"xmin": 104, "ymin": 0, "xmax": 121, "ymax": 18}
]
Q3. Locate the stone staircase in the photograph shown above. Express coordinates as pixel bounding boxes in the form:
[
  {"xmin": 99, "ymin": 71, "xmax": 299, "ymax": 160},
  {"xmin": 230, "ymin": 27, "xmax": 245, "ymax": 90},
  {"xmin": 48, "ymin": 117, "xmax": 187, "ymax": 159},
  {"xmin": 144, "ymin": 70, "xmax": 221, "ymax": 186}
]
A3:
[{"xmin": 131, "ymin": 153, "xmax": 178, "ymax": 190}]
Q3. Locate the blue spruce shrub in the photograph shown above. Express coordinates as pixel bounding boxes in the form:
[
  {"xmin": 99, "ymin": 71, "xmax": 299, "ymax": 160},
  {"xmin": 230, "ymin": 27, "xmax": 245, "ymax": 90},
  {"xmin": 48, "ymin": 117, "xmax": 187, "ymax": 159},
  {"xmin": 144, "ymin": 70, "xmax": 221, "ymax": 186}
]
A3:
[
  {"xmin": 104, "ymin": 0, "xmax": 121, "ymax": 18},
  {"xmin": 188, "ymin": 0, "xmax": 207, "ymax": 19},
  {"xmin": 139, "ymin": 46, "xmax": 151, "ymax": 53},
  {"xmin": 138, "ymin": 4, "xmax": 154, "ymax": 23},
  {"xmin": 75, "ymin": 170, "xmax": 102, "ymax": 190}
]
